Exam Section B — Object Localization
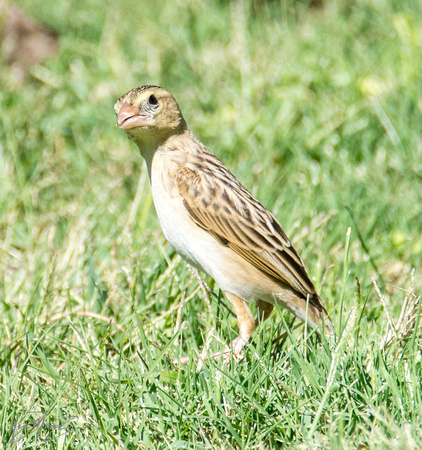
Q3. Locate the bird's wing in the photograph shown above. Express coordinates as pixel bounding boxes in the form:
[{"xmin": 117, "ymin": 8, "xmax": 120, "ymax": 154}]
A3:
[{"xmin": 176, "ymin": 160, "xmax": 325, "ymax": 312}]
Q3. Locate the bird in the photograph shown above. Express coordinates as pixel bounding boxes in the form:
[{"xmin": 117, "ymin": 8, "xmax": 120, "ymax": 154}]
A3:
[{"xmin": 115, "ymin": 85, "xmax": 333, "ymax": 360}]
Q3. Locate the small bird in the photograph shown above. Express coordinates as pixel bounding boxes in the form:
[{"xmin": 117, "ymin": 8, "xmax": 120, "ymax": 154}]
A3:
[{"xmin": 115, "ymin": 85, "xmax": 333, "ymax": 359}]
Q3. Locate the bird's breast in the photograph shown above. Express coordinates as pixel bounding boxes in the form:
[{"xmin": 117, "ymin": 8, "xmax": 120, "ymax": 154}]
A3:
[{"xmin": 149, "ymin": 157, "xmax": 214, "ymax": 271}]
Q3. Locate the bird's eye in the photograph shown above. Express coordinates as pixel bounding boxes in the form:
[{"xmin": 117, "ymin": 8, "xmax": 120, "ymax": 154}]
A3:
[{"xmin": 148, "ymin": 94, "xmax": 158, "ymax": 106}]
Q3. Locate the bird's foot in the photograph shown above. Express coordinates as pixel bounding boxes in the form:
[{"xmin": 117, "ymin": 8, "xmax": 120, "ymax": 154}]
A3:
[{"xmin": 180, "ymin": 335, "xmax": 248, "ymax": 365}]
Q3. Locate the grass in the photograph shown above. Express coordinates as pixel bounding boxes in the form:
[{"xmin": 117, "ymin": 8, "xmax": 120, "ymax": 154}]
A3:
[{"xmin": 1, "ymin": 0, "xmax": 421, "ymax": 447}]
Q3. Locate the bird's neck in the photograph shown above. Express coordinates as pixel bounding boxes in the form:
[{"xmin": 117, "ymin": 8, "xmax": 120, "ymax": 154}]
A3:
[{"xmin": 140, "ymin": 127, "xmax": 207, "ymax": 167}]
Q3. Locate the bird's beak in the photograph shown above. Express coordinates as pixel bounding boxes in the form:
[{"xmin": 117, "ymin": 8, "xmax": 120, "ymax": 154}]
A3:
[{"xmin": 117, "ymin": 102, "xmax": 148, "ymax": 129}]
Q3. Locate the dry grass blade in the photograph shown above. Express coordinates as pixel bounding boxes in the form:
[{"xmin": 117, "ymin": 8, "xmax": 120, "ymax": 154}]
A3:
[{"xmin": 376, "ymin": 270, "xmax": 421, "ymax": 349}]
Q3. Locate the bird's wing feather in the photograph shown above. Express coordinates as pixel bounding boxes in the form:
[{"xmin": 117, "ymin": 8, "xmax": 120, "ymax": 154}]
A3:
[{"xmin": 176, "ymin": 160, "xmax": 324, "ymax": 311}]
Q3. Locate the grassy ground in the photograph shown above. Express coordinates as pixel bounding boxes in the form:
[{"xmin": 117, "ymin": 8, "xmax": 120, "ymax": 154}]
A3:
[{"xmin": 1, "ymin": 0, "xmax": 421, "ymax": 447}]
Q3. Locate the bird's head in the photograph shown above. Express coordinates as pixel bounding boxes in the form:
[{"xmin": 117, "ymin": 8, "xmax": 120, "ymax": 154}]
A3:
[{"xmin": 114, "ymin": 85, "xmax": 186, "ymax": 147}]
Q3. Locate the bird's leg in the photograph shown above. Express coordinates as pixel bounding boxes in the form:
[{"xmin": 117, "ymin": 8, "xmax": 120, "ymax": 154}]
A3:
[
  {"xmin": 211, "ymin": 291, "xmax": 256, "ymax": 360},
  {"xmin": 179, "ymin": 291, "xmax": 255, "ymax": 364},
  {"xmin": 213, "ymin": 297, "xmax": 274, "ymax": 361},
  {"xmin": 179, "ymin": 298, "xmax": 274, "ymax": 364}
]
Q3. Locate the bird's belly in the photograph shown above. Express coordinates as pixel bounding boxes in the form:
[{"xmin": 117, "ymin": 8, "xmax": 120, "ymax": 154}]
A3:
[{"xmin": 150, "ymin": 182, "xmax": 285, "ymax": 304}]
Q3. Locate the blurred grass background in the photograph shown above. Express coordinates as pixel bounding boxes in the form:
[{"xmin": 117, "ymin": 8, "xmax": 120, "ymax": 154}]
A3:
[{"xmin": 0, "ymin": 0, "xmax": 421, "ymax": 447}]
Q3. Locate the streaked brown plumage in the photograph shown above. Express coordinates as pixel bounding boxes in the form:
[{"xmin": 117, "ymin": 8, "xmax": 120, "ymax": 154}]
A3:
[{"xmin": 115, "ymin": 85, "xmax": 333, "ymax": 360}]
